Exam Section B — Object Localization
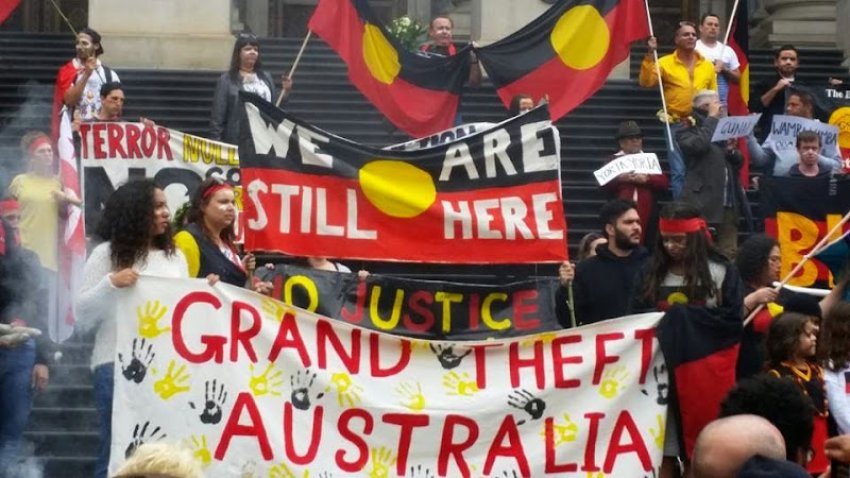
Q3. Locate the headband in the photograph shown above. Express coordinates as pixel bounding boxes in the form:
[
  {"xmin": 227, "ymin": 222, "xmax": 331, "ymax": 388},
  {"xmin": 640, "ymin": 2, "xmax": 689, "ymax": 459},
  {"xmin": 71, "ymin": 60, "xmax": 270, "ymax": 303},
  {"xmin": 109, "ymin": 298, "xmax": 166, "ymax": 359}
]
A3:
[
  {"xmin": 27, "ymin": 136, "xmax": 51, "ymax": 156},
  {"xmin": 202, "ymin": 183, "xmax": 233, "ymax": 200},
  {"xmin": 0, "ymin": 199, "xmax": 20, "ymax": 213},
  {"xmin": 659, "ymin": 217, "xmax": 712, "ymax": 242}
]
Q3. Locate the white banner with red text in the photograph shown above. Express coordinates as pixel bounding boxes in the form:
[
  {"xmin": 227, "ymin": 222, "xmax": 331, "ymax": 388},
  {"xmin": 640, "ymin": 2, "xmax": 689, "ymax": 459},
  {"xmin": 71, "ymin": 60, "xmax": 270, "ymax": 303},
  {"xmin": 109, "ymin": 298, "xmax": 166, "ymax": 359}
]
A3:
[{"xmin": 110, "ymin": 277, "xmax": 666, "ymax": 477}]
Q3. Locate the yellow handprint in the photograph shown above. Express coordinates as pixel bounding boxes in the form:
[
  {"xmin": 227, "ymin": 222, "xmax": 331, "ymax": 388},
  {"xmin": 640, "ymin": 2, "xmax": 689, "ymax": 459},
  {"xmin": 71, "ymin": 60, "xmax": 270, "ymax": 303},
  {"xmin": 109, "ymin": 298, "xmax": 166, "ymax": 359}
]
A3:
[
  {"xmin": 261, "ymin": 298, "xmax": 290, "ymax": 323},
  {"xmin": 268, "ymin": 462, "xmax": 309, "ymax": 478},
  {"xmin": 368, "ymin": 446, "xmax": 396, "ymax": 478},
  {"xmin": 189, "ymin": 434, "xmax": 212, "ymax": 467},
  {"xmin": 326, "ymin": 372, "xmax": 363, "ymax": 407},
  {"xmin": 598, "ymin": 365, "xmax": 629, "ymax": 399},
  {"xmin": 395, "ymin": 381, "xmax": 426, "ymax": 412},
  {"xmin": 137, "ymin": 300, "xmax": 170, "ymax": 339},
  {"xmin": 442, "ymin": 371, "xmax": 480, "ymax": 397},
  {"xmin": 586, "ymin": 472, "xmax": 605, "ymax": 478},
  {"xmin": 541, "ymin": 413, "xmax": 579, "ymax": 448},
  {"xmin": 649, "ymin": 414, "xmax": 665, "ymax": 450},
  {"xmin": 249, "ymin": 362, "xmax": 284, "ymax": 397},
  {"xmin": 519, "ymin": 332, "xmax": 558, "ymax": 347},
  {"xmin": 153, "ymin": 360, "xmax": 190, "ymax": 400}
]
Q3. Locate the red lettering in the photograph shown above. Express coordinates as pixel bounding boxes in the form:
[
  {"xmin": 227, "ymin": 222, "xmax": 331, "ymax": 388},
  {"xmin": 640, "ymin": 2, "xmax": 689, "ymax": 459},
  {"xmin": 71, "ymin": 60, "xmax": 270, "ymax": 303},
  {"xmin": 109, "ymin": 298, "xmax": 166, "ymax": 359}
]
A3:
[
  {"xmin": 369, "ymin": 333, "xmax": 410, "ymax": 377},
  {"xmin": 552, "ymin": 335, "xmax": 582, "ymax": 389},
  {"xmin": 172, "ymin": 291, "xmax": 226, "ymax": 363},
  {"xmin": 468, "ymin": 293, "xmax": 480, "ymax": 330},
  {"xmin": 79, "ymin": 123, "xmax": 91, "ymax": 158},
  {"xmin": 544, "ymin": 417, "xmax": 578, "ymax": 472},
  {"xmin": 438, "ymin": 415, "xmax": 479, "ymax": 477},
  {"xmin": 317, "ymin": 320, "xmax": 361, "ymax": 373},
  {"xmin": 473, "ymin": 344, "xmax": 502, "ymax": 390},
  {"xmin": 283, "ymin": 402, "xmax": 322, "ymax": 464},
  {"xmin": 383, "ymin": 413, "xmax": 430, "ymax": 475},
  {"xmin": 634, "ymin": 328, "xmax": 655, "ymax": 384},
  {"xmin": 214, "ymin": 392, "xmax": 272, "ymax": 460},
  {"xmin": 512, "ymin": 289, "xmax": 540, "ymax": 330},
  {"xmin": 483, "ymin": 415, "xmax": 529, "ymax": 477},
  {"xmin": 340, "ymin": 281, "xmax": 366, "ymax": 324},
  {"xmin": 156, "ymin": 126, "xmax": 173, "ymax": 160},
  {"xmin": 125, "ymin": 124, "xmax": 142, "ymax": 157},
  {"xmin": 594, "ymin": 333, "xmax": 624, "ymax": 385},
  {"xmin": 93, "ymin": 123, "xmax": 106, "ymax": 159},
  {"xmin": 141, "ymin": 126, "xmax": 156, "ymax": 156},
  {"xmin": 335, "ymin": 408, "xmax": 373, "ymax": 472},
  {"xmin": 403, "ymin": 290, "xmax": 435, "ymax": 333},
  {"xmin": 106, "ymin": 123, "xmax": 127, "ymax": 158},
  {"xmin": 267, "ymin": 312, "xmax": 312, "ymax": 367},
  {"xmin": 230, "ymin": 301, "xmax": 261, "ymax": 363},
  {"xmin": 603, "ymin": 411, "xmax": 652, "ymax": 473},
  {"xmin": 582, "ymin": 412, "xmax": 605, "ymax": 472},
  {"xmin": 509, "ymin": 341, "xmax": 545, "ymax": 388}
]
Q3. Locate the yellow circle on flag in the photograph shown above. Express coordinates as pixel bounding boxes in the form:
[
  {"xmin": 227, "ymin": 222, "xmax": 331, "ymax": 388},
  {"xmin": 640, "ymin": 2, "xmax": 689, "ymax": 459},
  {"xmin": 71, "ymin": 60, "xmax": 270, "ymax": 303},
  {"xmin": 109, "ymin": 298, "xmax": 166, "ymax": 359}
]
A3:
[
  {"xmin": 359, "ymin": 160, "xmax": 436, "ymax": 218},
  {"xmin": 549, "ymin": 5, "xmax": 610, "ymax": 71},
  {"xmin": 829, "ymin": 106, "xmax": 850, "ymax": 149},
  {"xmin": 667, "ymin": 292, "xmax": 689, "ymax": 305},
  {"xmin": 362, "ymin": 23, "xmax": 400, "ymax": 85}
]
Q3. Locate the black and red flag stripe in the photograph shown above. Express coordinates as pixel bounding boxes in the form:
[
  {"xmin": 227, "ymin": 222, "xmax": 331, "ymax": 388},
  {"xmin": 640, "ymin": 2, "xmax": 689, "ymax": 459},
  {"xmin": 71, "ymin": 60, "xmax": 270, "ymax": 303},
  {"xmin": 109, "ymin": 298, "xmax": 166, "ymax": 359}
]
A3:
[
  {"xmin": 726, "ymin": 0, "xmax": 751, "ymax": 185},
  {"xmin": 475, "ymin": 0, "xmax": 649, "ymax": 122},
  {"xmin": 308, "ymin": 0, "xmax": 471, "ymax": 137}
]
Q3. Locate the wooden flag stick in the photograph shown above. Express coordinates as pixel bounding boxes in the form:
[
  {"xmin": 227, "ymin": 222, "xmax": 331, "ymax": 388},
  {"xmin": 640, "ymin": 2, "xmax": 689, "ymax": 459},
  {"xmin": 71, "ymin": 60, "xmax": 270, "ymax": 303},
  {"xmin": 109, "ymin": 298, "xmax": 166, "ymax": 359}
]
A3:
[
  {"xmin": 276, "ymin": 30, "xmax": 313, "ymax": 107},
  {"xmin": 643, "ymin": 0, "xmax": 675, "ymax": 151},
  {"xmin": 743, "ymin": 208, "xmax": 850, "ymax": 327},
  {"xmin": 722, "ymin": 0, "xmax": 742, "ymax": 47}
]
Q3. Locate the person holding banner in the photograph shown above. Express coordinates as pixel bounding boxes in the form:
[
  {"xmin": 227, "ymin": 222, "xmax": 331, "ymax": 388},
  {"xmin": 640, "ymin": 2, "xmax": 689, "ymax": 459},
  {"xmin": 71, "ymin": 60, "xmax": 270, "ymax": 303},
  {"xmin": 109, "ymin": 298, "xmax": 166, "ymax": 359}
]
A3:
[
  {"xmin": 640, "ymin": 22, "xmax": 718, "ymax": 199},
  {"xmin": 601, "ymin": 120, "xmax": 669, "ymax": 245},
  {"xmin": 752, "ymin": 45, "xmax": 800, "ymax": 142},
  {"xmin": 174, "ymin": 178, "xmax": 255, "ymax": 288},
  {"xmin": 75, "ymin": 180, "xmax": 189, "ymax": 478},
  {"xmin": 210, "ymin": 33, "xmax": 293, "ymax": 144}
]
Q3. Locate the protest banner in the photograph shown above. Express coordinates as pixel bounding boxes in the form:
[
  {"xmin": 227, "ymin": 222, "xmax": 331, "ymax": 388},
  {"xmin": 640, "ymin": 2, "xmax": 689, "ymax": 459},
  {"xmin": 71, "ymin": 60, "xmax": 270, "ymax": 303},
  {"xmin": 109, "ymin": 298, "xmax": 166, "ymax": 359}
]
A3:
[
  {"xmin": 256, "ymin": 265, "xmax": 563, "ymax": 339},
  {"xmin": 593, "ymin": 153, "xmax": 663, "ymax": 187},
  {"xmin": 239, "ymin": 94, "xmax": 568, "ymax": 264},
  {"xmin": 820, "ymin": 86, "xmax": 850, "ymax": 171},
  {"xmin": 709, "ymin": 114, "xmax": 762, "ymax": 143},
  {"xmin": 763, "ymin": 115, "xmax": 840, "ymax": 159},
  {"xmin": 111, "ymin": 276, "xmax": 666, "ymax": 477},
  {"xmin": 761, "ymin": 175, "xmax": 850, "ymax": 288},
  {"xmin": 386, "ymin": 123, "xmax": 497, "ymax": 151},
  {"xmin": 79, "ymin": 122, "xmax": 242, "ymax": 238}
]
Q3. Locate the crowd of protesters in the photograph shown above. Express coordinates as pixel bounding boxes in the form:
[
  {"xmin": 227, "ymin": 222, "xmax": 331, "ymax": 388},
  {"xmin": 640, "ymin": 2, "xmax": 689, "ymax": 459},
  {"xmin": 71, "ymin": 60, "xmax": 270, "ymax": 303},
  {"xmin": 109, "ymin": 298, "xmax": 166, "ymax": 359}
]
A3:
[{"xmin": 0, "ymin": 9, "xmax": 847, "ymax": 478}]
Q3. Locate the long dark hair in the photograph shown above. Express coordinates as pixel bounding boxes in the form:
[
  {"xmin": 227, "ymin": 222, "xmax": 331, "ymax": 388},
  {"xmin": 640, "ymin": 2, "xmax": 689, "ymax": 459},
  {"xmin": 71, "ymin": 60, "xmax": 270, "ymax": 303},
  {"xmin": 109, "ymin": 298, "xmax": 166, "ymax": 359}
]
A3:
[
  {"xmin": 639, "ymin": 202, "xmax": 723, "ymax": 304},
  {"xmin": 186, "ymin": 177, "xmax": 236, "ymax": 250},
  {"xmin": 736, "ymin": 234, "xmax": 778, "ymax": 287},
  {"xmin": 766, "ymin": 312, "xmax": 813, "ymax": 368},
  {"xmin": 96, "ymin": 179, "xmax": 175, "ymax": 269},
  {"xmin": 818, "ymin": 302, "xmax": 850, "ymax": 370},
  {"xmin": 228, "ymin": 33, "xmax": 264, "ymax": 81}
]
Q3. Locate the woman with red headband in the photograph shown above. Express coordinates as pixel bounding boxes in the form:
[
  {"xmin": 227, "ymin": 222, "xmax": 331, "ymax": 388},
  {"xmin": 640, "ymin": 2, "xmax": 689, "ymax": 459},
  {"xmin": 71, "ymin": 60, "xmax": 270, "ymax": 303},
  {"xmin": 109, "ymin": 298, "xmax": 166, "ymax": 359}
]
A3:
[
  {"xmin": 174, "ymin": 178, "xmax": 256, "ymax": 287},
  {"xmin": 7, "ymin": 131, "xmax": 80, "ymax": 339},
  {"xmin": 631, "ymin": 202, "xmax": 744, "ymax": 478}
]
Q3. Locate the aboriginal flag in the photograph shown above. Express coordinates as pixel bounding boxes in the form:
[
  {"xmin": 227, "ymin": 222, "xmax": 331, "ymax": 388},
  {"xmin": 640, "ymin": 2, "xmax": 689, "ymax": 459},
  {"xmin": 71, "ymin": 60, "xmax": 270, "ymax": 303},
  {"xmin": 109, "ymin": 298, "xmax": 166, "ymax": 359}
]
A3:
[
  {"xmin": 727, "ymin": 1, "xmax": 751, "ymax": 185},
  {"xmin": 657, "ymin": 305, "xmax": 742, "ymax": 457},
  {"xmin": 475, "ymin": 0, "xmax": 649, "ymax": 121},
  {"xmin": 308, "ymin": 0, "xmax": 471, "ymax": 137}
]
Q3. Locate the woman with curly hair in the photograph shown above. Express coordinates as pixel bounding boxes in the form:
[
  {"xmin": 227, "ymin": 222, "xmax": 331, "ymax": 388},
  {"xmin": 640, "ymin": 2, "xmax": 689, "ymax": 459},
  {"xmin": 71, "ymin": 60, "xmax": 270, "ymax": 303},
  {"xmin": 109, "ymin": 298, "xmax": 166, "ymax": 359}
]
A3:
[{"xmin": 75, "ymin": 180, "xmax": 187, "ymax": 478}]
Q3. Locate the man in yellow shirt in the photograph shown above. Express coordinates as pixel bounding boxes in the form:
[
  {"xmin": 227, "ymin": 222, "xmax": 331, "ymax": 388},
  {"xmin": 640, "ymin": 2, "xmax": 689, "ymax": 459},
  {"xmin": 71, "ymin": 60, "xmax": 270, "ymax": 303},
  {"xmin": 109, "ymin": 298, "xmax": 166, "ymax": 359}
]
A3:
[{"xmin": 639, "ymin": 21, "xmax": 718, "ymax": 199}]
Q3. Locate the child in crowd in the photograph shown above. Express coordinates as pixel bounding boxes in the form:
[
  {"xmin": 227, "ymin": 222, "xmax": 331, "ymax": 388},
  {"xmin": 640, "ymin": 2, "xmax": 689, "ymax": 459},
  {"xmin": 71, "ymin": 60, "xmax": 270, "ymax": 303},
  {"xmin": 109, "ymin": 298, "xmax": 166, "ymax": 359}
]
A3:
[
  {"xmin": 766, "ymin": 312, "xmax": 829, "ymax": 475},
  {"xmin": 819, "ymin": 302, "xmax": 850, "ymax": 477}
]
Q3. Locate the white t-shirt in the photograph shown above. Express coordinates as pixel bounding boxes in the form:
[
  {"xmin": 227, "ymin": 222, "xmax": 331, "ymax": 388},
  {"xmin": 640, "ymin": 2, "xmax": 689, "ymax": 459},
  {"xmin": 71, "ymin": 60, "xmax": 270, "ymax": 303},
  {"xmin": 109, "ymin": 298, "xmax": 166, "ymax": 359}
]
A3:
[
  {"xmin": 73, "ymin": 58, "xmax": 120, "ymax": 121},
  {"xmin": 242, "ymin": 73, "xmax": 271, "ymax": 102},
  {"xmin": 695, "ymin": 40, "xmax": 739, "ymax": 104}
]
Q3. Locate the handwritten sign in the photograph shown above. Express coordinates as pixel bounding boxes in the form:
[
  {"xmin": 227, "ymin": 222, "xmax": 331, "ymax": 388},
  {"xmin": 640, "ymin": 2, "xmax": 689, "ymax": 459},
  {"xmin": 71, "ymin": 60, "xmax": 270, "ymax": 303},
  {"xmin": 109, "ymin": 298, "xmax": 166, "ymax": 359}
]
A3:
[
  {"xmin": 764, "ymin": 115, "xmax": 840, "ymax": 158},
  {"xmin": 594, "ymin": 153, "xmax": 662, "ymax": 186},
  {"xmin": 710, "ymin": 114, "xmax": 762, "ymax": 143}
]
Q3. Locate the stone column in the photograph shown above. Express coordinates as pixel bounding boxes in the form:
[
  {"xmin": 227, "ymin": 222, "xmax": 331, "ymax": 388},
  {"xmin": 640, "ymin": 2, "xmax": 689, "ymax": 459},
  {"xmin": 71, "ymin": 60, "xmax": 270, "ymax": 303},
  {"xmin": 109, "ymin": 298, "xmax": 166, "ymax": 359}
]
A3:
[
  {"xmin": 750, "ymin": 0, "xmax": 837, "ymax": 48},
  {"xmin": 89, "ymin": 0, "xmax": 235, "ymax": 70},
  {"xmin": 839, "ymin": 0, "xmax": 850, "ymax": 68}
]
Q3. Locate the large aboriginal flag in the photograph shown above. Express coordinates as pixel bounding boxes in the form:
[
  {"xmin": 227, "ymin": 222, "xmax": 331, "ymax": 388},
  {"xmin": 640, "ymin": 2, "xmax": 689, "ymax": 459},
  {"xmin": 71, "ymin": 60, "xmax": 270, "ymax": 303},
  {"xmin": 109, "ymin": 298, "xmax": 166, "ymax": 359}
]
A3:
[
  {"xmin": 476, "ymin": 0, "xmax": 649, "ymax": 121},
  {"xmin": 308, "ymin": 0, "xmax": 471, "ymax": 137},
  {"xmin": 238, "ymin": 93, "xmax": 567, "ymax": 264},
  {"xmin": 727, "ymin": 1, "xmax": 751, "ymax": 185}
]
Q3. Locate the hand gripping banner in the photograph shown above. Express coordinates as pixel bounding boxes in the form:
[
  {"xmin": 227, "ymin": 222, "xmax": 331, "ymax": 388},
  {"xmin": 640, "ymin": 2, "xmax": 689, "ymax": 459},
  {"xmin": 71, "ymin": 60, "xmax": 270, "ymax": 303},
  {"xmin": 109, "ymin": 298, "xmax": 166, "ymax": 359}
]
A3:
[
  {"xmin": 111, "ymin": 277, "xmax": 666, "ymax": 477},
  {"xmin": 238, "ymin": 95, "xmax": 567, "ymax": 263}
]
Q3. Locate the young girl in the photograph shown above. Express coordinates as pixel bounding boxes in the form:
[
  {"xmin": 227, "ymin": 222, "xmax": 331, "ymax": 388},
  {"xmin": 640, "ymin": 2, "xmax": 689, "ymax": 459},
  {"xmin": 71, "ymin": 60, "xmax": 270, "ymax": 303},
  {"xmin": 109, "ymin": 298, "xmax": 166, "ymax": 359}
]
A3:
[
  {"xmin": 766, "ymin": 312, "xmax": 828, "ymax": 474},
  {"xmin": 819, "ymin": 302, "xmax": 850, "ymax": 477}
]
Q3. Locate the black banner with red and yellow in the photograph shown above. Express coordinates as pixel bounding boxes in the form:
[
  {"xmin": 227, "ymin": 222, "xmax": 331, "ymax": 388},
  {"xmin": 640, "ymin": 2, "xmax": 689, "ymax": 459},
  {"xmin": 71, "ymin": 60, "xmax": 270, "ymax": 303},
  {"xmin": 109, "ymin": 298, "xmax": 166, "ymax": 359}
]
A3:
[
  {"xmin": 238, "ymin": 94, "xmax": 567, "ymax": 264},
  {"xmin": 761, "ymin": 176, "xmax": 850, "ymax": 288}
]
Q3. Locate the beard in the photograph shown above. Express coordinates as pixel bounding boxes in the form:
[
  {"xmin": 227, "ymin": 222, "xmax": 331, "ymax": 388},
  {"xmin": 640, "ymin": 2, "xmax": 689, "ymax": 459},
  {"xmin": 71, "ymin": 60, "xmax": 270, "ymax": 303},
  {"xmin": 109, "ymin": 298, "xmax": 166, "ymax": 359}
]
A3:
[{"xmin": 613, "ymin": 227, "xmax": 639, "ymax": 250}]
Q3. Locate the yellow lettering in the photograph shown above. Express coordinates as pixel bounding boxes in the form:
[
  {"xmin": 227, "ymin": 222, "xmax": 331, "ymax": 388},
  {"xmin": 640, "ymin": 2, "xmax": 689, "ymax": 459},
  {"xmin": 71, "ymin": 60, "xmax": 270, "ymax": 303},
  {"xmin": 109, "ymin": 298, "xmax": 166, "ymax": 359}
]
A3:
[
  {"xmin": 481, "ymin": 293, "xmax": 511, "ymax": 330},
  {"xmin": 183, "ymin": 135, "xmax": 200, "ymax": 163},
  {"xmin": 368, "ymin": 286, "xmax": 404, "ymax": 330},
  {"xmin": 777, "ymin": 212, "xmax": 819, "ymax": 287},
  {"xmin": 283, "ymin": 275, "xmax": 319, "ymax": 312},
  {"xmin": 434, "ymin": 292, "xmax": 463, "ymax": 333}
]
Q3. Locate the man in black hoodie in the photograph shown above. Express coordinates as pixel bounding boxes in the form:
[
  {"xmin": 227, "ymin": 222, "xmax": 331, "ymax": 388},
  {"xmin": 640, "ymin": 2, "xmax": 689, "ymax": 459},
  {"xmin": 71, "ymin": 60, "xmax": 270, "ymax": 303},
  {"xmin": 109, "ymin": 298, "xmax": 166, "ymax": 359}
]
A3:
[{"xmin": 558, "ymin": 199, "xmax": 648, "ymax": 327}]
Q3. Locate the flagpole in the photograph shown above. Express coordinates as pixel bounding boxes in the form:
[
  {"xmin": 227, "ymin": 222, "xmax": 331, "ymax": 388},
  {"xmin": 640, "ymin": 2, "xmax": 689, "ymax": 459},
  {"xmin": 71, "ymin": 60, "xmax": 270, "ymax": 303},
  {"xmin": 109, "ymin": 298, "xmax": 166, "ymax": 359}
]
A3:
[
  {"xmin": 276, "ymin": 30, "xmax": 312, "ymax": 107},
  {"xmin": 721, "ymin": 0, "xmax": 742, "ymax": 48},
  {"xmin": 743, "ymin": 209, "xmax": 850, "ymax": 326},
  {"xmin": 568, "ymin": 282, "xmax": 577, "ymax": 328},
  {"xmin": 643, "ymin": 0, "xmax": 674, "ymax": 151}
]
